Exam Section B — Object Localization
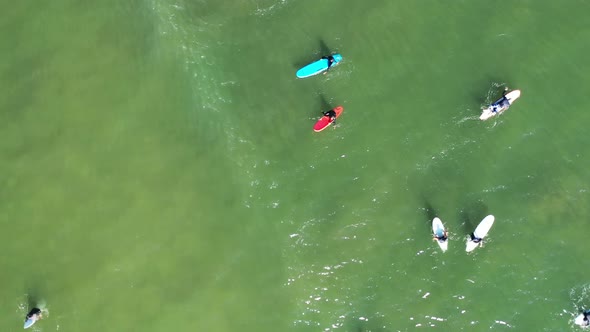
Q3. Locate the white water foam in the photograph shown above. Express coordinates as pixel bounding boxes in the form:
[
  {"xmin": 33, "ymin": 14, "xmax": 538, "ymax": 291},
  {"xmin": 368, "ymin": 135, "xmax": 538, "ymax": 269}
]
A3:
[{"xmin": 252, "ymin": 0, "xmax": 290, "ymax": 17}]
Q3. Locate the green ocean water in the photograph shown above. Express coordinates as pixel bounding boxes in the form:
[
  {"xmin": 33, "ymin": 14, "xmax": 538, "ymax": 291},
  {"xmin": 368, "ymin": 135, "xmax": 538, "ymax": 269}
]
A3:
[{"xmin": 2, "ymin": 0, "xmax": 590, "ymax": 331}]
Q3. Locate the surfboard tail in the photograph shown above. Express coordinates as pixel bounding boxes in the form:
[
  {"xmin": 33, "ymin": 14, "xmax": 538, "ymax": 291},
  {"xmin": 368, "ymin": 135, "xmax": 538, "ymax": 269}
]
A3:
[{"xmin": 479, "ymin": 108, "xmax": 494, "ymax": 120}]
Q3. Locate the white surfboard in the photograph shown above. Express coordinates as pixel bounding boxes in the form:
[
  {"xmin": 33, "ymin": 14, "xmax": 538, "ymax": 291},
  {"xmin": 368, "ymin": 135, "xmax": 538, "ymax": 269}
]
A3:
[
  {"xmin": 466, "ymin": 215, "xmax": 495, "ymax": 252},
  {"xmin": 432, "ymin": 217, "xmax": 448, "ymax": 252},
  {"xmin": 480, "ymin": 89, "xmax": 521, "ymax": 120}
]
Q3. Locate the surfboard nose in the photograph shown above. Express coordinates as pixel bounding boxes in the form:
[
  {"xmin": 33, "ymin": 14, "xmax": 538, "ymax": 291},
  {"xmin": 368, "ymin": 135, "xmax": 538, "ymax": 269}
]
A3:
[
  {"xmin": 507, "ymin": 89, "xmax": 521, "ymax": 101},
  {"xmin": 511, "ymin": 89, "xmax": 521, "ymax": 98}
]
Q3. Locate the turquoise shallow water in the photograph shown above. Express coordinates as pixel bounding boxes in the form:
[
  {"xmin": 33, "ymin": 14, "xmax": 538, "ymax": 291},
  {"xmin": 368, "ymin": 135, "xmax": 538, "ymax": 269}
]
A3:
[{"xmin": 1, "ymin": 1, "xmax": 590, "ymax": 331}]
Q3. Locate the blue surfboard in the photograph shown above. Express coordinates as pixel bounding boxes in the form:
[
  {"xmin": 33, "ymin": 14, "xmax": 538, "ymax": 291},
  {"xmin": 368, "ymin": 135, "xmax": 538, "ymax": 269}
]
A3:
[{"xmin": 296, "ymin": 54, "xmax": 342, "ymax": 78}]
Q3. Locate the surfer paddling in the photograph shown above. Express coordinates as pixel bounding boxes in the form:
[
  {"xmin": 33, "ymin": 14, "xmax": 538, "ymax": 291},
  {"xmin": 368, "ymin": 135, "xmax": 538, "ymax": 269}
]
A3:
[
  {"xmin": 465, "ymin": 215, "xmax": 494, "ymax": 252},
  {"xmin": 24, "ymin": 308, "xmax": 42, "ymax": 329},
  {"xmin": 431, "ymin": 218, "xmax": 448, "ymax": 252},
  {"xmin": 314, "ymin": 106, "xmax": 343, "ymax": 132}
]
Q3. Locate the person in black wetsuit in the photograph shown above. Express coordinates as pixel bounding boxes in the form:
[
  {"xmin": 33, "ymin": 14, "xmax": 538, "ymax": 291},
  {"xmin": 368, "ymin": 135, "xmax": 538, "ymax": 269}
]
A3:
[
  {"xmin": 322, "ymin": 109, "xmax": 337, "ymax": 124},
  {"xmin": 324, "ymin": 55, "xmax": 335, "ymax": 68},
  {"xmin": 470, "ymin": 233, "xmax": 483, "ymax": 245},
  {"xmin": 322, "ymin": 55, "xmax": 336, "ymax": 72},
  {"xmin": 25, "ymin": 308, "xmax": 42, "ymax": 323}
]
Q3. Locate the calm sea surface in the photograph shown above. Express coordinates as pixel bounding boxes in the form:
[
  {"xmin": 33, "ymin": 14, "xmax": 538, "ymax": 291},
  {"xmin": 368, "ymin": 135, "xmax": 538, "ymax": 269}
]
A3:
[{"xmin": 1, "ymin": 1, "xmax": 590, "ymax": 331}]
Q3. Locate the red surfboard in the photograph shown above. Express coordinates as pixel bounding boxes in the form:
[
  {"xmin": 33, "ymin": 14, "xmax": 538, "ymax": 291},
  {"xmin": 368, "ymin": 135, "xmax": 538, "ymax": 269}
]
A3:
[{"xmin": 313, "ymin": 106, "xmax": 344, "ymax": 132}]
